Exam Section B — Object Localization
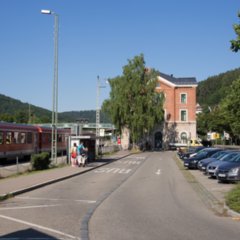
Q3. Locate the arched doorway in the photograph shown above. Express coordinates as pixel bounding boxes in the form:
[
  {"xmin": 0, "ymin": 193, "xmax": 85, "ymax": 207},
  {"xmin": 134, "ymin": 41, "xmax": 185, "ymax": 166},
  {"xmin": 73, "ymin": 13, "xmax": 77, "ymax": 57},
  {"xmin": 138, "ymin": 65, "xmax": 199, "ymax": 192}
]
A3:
[{"xmin": 155, "ymin": 132, "xmax": 162, "ymax": 149}]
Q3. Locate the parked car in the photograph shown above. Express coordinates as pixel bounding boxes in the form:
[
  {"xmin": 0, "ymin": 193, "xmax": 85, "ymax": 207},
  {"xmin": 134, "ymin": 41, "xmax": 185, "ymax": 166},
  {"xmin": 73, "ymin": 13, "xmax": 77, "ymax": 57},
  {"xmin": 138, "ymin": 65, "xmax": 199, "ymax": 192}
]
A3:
[
  {"xmin": 178, "ymin": 146, "xmax": 206, "ymax": 160},
  {"xmin": 206, "ymin": 151, "xmax": 240, "ymax": 178},
  {"xmin": 216, "ymin": 154, "xmax": 240, "ymax": 182},
  {"xmin": 197, "ymin": 150, "xmax": 233, "ymax": 172},
  {"xmin": 184, "ymin": 148, "xmax": 222, "ymax": 169}
]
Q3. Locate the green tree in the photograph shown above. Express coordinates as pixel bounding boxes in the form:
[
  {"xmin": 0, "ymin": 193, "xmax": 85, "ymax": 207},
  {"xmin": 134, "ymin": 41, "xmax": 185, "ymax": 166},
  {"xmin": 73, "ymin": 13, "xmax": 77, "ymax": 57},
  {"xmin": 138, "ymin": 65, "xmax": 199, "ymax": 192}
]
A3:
[
  {"xmin": 0, "ymin": 113, "xmax": 15, "ymax": 122},
  {"xmin": 230, "ymin": 12, "xmax": 240, "ymax": 52},
  {"xmin": 14, "ymin": 110, "xmax": 28, "ymax": 123},
  {"xmin": 221, "ymin": 78, "xmax": 240, "ymax": 137},
  {"xmin": 102, "ymin": 54, "xmax": 164, "ymax": 144}
]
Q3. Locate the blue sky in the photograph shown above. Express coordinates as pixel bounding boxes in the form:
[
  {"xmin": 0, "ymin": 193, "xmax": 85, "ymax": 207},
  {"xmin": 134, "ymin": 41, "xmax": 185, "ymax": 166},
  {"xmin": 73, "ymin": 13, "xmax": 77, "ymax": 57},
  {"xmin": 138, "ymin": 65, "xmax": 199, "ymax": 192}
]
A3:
[{"xmin": 0, "ymin": 0, "xmax": 239, "ymax": 112}]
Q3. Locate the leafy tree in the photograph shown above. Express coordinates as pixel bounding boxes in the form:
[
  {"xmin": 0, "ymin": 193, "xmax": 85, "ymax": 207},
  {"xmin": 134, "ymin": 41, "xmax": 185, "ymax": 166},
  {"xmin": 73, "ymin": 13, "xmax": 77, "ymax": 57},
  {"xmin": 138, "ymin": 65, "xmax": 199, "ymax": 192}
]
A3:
[
  {"xmin": 0, "ymin": 113, "xmax": 15, "ymax": 122},
  {"xmin": 230, "ymin": 12, "xmax": 240, "ymax": 52},
  {"xmin": 14, "ymin": 110, "xmax": 28, "ymax": 123},
  {"xmin": 102, "ymin": 54, "xmax": 164, "ymax": 144},
  {"xmin": 221, "ymin": 78, "xmax": 240, "ymax": 136}
]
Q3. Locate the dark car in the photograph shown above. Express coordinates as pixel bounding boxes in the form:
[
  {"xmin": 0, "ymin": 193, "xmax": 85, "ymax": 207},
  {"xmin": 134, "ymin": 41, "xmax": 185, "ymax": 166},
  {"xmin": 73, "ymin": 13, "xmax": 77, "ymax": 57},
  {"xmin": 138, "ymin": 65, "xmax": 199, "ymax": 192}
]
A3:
[
  {"xmin": 206, "ymin": 151, "xmax": 240, "ymax": 178},
  {"xmin": 184, "ymin": 148, "xmax": 222, "ymax": 169},
  {"xmin": 197, "ymin": 150, "xmax": 234, "ymax": 172},
  {"xmin": 179, "ymin": 146, "xmax": 206, "ymax": 160},
  {"xmin": 216, "ymin": 154, "xmax": 240, "ymax": 182}
]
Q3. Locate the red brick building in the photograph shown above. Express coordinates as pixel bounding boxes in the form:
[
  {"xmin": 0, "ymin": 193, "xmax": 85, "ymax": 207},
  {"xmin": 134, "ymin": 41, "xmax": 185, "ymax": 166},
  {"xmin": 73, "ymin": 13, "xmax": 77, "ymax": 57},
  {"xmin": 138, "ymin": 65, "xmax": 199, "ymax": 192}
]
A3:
[
  {"xmin": 153, "ymin": 72, "xmax": 198, "ymax": 149},
  {"xmin": 120, "ymin": 72, "xmax": 198, "ymax": 150}
]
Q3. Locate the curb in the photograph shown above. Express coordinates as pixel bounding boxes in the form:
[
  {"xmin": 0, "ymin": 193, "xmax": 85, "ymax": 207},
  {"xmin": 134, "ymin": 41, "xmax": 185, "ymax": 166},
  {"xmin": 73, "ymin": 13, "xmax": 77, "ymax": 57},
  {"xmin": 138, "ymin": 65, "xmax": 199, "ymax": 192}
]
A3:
[{"xmin": 174, "ymin": 154, "xmax": 240, "ymax": 218}]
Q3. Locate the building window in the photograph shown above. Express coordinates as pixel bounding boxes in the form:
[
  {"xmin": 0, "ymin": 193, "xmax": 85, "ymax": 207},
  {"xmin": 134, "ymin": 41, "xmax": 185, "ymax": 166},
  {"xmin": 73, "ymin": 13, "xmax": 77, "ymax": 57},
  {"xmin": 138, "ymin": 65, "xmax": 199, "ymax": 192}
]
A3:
[
  {"xmin": 181, "ymin": 93, "xmax": 187, "ymax": 104},
  {"xmin": 156, "ymin": 82, "xmax": 160, "ymax": 88},
  {"xmin": 180, "ymin": 110, "xmax": 187, "ymax": 121}
]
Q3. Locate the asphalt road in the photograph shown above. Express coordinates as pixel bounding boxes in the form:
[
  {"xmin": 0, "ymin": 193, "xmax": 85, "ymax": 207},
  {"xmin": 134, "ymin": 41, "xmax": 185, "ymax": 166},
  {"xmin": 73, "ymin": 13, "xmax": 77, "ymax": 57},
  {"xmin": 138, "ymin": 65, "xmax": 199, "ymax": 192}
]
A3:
[{"xmin": 0, "ymin": 151, "xmax": 239, "ymax": 240}]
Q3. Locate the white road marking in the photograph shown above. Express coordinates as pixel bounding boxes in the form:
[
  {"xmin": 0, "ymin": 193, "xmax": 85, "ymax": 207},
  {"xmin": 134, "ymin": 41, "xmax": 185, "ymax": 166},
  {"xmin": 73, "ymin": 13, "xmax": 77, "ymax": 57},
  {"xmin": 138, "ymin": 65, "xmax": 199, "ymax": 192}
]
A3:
[
  {"xmin": 128, "ymin": 156, "xmax": 146, "ymax": 160},
  {"xmin": 94, "ymin": 168, "xmax": 132, "ymax": 174},
  {"xmin": 16, "ymin": 196, "xmax": 96, "ymax": 203},
  {"xmin": 118, "ymin": 160, "xmax": 141, "ymax": 165},
  {"xmin": 0, "ymin": 204, "xmax": 60, "ymax": 211},
  {"xmin": 156, "ymin": 169, "xmax": 161, "ymax": 175},
  {"xmin": 0, "ymin": 214, "xmax": 81, "ymax": 240}
]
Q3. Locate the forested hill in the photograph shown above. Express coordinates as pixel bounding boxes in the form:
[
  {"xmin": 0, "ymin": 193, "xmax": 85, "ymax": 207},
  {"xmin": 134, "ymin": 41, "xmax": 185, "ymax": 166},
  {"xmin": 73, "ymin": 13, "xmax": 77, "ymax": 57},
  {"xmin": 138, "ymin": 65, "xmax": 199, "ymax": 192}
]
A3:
[
  {"xmin": 197, "ymin": 67, "xmax": 240, "ymax": 108},
  {"xmin": 1, "ymin": 67, "xmax": 240, "ymax": 123},
  {"xmin": 0, "ymin": 94, "xmax": 110, "ymax": 123}
]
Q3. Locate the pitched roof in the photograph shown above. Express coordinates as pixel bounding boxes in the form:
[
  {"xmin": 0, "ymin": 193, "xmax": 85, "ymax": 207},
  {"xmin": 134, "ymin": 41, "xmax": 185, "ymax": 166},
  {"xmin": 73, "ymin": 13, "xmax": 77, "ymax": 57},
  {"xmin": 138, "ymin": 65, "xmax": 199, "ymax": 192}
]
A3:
[{"xmin": 159, "ymin": 72, "xmax": 197, "ymax": 86}]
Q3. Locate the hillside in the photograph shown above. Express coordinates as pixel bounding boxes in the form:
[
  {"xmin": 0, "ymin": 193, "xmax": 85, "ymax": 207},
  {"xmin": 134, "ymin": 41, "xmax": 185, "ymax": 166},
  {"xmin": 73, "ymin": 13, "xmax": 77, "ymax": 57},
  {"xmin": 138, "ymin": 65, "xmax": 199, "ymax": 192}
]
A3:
[
  {"xmin": 0, "ymin": 94, "xmax": 110, "ymax": 123},
  {"xmin": 1, "ymin": 67, "xmax": 240, "ymax": 123},
  {"xmin": 197, "ymin": 67, "xmax": 240, "ymax": 107}
]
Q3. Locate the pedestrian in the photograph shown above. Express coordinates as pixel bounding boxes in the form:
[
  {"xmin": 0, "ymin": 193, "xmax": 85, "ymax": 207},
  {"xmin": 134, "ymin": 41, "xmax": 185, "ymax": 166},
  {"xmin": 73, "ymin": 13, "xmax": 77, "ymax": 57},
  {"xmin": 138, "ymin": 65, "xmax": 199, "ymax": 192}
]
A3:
[
  {"xmin": 77, "ymin": 141, "xmax": 87, "ymax": 167},
  {"xmin": 71, "ymin": 143, "xmax": 78, "ymax": 167}
]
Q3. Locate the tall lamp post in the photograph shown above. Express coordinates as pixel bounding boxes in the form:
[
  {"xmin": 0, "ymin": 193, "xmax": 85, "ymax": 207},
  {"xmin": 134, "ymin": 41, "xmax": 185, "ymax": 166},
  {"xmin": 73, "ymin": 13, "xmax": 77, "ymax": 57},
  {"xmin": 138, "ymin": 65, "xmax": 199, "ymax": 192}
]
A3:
[
  {"xmin": 96, "ymin": 76, "xmax": 106, "ymax": 156},
  {"xmin": 41, "ymin": 9, "xmax": 59, "ymax": 163}
]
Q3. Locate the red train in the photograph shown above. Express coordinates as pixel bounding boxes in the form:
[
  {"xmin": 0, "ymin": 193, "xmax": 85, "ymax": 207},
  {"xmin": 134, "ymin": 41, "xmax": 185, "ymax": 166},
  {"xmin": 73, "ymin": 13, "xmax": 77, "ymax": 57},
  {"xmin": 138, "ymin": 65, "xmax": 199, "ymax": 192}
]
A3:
[{"xmin": 0, "ymin": 122, "xmax": 71, "ymax": 161}]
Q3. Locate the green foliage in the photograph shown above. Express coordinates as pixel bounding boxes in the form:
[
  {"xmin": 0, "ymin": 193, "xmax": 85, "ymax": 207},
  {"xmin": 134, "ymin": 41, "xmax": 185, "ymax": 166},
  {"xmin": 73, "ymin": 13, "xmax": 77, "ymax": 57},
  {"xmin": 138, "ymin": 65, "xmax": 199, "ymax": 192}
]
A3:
[
  {"xmin": 31, "ymin": 152, "xmax": 51, "ymax": 170},
  {"xmin": 230, "ymin": 12, "xmax": 240, "ymax": 52},
  {"xmin": 221, "ymin": 78, "xmax": 240, "ymax": 136},
  {"xmin": 0, "ymin": 94, "xmax": 51, "ymax": 123},
  {"xmin": 0, "ymin": 94, "xmax": 111, "ymax": 124},
  {"xmin": 197, "ymin": 68, "xmax": 240, "ymax": 108},
  {"xmin": 225, "ymin": 184, "xmax": 240, "ymax": 213},
  {"xmin": 103, "ymin": 54, "xmax": 164, "ymax": 143},
  {"xmin": 59, "ymin": 110, "xmax": 111, "ymax": 123}
]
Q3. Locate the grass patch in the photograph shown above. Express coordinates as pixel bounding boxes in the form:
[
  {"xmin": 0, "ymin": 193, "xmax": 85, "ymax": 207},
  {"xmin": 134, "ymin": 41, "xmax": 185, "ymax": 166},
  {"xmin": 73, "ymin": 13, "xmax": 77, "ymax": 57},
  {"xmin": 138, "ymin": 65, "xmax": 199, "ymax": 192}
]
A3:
[
  {"xmin": 0, "ymin": 193, "xmax": 13, "ymax": 202},
  {"xmin": 225, "ymin": 183, "xmax": 240, "ymax": 213}
]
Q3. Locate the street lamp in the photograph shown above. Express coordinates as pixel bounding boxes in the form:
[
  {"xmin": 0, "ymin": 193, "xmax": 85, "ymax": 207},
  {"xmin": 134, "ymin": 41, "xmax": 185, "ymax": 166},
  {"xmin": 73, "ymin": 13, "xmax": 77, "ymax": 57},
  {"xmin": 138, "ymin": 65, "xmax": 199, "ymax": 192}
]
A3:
[{"xmin": 41, "ymin": 9, "xmax": 59, "ymax": 163}]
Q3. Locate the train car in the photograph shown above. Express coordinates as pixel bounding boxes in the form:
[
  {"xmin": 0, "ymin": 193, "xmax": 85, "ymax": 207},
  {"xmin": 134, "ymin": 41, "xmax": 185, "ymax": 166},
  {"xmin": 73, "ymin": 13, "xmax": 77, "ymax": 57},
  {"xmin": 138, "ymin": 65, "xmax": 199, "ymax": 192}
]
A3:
[
  {"xmin": 37, "ymin": 126, "xmax": 71, "ymax": 155},
  {"xmin": 0, "ymin": 122, "xmax": 39, "ymax": 161},
  {"xmin": 0, "ymin": 122, "xmax": 71, "ymax": 162}
]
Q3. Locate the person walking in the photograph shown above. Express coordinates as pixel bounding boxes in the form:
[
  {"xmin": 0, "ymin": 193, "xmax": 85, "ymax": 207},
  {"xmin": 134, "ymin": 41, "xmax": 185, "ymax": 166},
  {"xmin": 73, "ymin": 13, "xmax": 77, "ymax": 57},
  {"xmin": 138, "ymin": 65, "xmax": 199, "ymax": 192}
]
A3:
[
  {"xmin": 77, "ymin": 141, "xmax": 87, "ymax": 167},
  {"xmin": 71, "ymin": 143, "xmax": 78, "ymax": 167}
]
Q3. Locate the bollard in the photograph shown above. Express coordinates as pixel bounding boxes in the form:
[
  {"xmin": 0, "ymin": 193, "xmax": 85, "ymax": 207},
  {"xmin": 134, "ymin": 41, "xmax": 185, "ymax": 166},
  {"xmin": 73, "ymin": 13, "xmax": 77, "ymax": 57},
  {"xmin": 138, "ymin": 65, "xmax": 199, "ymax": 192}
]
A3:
[{"xmin": 16, "ymin": 156, "xmax": 19, "ymax": 173}]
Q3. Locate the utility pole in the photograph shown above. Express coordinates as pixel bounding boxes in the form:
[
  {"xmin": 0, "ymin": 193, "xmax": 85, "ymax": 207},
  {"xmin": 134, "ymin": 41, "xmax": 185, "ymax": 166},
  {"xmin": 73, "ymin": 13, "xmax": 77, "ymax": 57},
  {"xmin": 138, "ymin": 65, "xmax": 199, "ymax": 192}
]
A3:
[{"xmin": 96, "ymin": 76, "xmax": 106, "ymax": 156}]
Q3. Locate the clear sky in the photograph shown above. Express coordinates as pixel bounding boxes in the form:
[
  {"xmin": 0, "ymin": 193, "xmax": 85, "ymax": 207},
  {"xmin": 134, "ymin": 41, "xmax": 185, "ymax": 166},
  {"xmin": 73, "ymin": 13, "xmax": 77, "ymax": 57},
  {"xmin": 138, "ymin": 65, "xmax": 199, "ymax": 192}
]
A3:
[{"xmin": 0, "ymin": 0, "xmax": 239, "ymax": 112}]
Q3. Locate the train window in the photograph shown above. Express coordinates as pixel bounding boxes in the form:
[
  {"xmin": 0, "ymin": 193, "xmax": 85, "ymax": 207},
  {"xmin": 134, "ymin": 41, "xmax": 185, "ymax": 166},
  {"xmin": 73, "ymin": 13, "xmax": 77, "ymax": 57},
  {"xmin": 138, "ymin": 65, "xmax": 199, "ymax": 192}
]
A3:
[
  {"xmin": 27, "ymin": 132, "xmax": 32, "ymax": 144},
  {"xmin": 42, "ymin": 133, "xmax": 47, "ymax": 143},
  {"xmin": 48, "ymin": 133, "xmax": 51, "ymax": 143},
  {"xmin": 6, "ymin": 132, "xmax": 12, "ymax": 144},
  {"xmin": 20, "ymin": 133, "xmax": 26, "ymax": 144},
  {"xmin": 14, "ymin": 132, "xmax": 20, "ymax": 144},
  {"xmin": 58, "ymin": 134, "xmax": 63, "ymax": 142},
  {"xmin": 0, "ymin": 132, "xmax": 3, "ymax": 144}
]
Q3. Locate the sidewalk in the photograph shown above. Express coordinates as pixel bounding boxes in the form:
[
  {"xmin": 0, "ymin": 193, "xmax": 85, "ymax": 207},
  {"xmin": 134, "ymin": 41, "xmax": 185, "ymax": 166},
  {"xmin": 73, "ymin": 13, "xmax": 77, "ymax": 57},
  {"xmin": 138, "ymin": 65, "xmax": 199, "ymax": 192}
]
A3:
[{"xmin": 0, "ymin": 150, "xmax": 132, "ymax": 199}]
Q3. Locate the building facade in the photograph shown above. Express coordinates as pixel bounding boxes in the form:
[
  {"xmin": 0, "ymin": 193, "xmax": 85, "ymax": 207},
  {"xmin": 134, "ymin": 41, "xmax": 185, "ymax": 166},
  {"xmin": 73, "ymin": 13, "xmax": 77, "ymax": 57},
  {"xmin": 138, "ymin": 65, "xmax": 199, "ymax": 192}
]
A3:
[
  {"xmin": 119, "ymin": 72, "xmax": 198, "ymax": 150},
  {"xmin": 153, "ymin": 72, "xmax": 198, "ymax": 149}
]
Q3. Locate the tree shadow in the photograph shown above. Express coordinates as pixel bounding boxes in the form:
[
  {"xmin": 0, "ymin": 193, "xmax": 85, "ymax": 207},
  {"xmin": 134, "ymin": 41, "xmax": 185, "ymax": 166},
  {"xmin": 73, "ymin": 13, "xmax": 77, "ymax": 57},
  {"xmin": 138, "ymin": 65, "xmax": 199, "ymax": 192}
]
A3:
[{"xmin": 1, "ymin": 228, "xmax": 62, "ymax": 239}]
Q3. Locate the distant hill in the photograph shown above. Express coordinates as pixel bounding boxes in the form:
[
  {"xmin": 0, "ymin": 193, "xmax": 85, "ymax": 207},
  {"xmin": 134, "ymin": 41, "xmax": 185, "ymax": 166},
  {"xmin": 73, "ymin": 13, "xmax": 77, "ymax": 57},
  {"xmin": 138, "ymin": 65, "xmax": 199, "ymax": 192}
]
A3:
[
  {"xmin": 197, "ymin": 67, "xmax": 240, "ymax": 108},
  {"xmin": 0, "ymin": 94, "xmax": 52, "ymax": 123},
  {"xmin": 0, "ymin": 94, "xmax": 110, "ymax": 123},
  {"xmin": 1, "ymin": 67, "xmax": 240, "ymax": 123}
]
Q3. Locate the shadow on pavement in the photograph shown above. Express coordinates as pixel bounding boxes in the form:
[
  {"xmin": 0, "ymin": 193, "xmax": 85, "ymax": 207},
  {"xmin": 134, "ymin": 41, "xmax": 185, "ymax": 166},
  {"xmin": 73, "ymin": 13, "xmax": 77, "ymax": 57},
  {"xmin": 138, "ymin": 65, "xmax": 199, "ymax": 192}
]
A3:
[{"xmin": 1, "ymin": 228, "xmax": 61, "ymax": 239}]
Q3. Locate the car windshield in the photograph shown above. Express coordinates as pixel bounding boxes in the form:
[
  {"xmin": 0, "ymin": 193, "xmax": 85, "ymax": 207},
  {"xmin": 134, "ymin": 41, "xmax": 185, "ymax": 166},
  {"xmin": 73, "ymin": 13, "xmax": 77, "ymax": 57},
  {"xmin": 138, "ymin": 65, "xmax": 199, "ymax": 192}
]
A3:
[
  {"xmin": 211, "ymin": 151, "xmax": 226, "ymax": 159},
  {"xmin": 195, "ymin": 151, "xmax": 208, "ymax": 158},
  {"xmin": 220, "ymin": 152, "xmax": 240, "ymax": 161},
  {"xmin": 229, "ymin": 154, "xmax": 240, "ymax": 162}
]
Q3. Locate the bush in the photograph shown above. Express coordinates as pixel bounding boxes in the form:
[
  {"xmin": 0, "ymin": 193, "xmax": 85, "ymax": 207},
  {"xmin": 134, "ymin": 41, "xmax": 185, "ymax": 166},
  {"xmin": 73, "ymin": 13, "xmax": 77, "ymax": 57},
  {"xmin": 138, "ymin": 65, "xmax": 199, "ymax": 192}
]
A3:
[{"xmin": 31, "ymin": 152, "xmax": 51, "ymax": 170}]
